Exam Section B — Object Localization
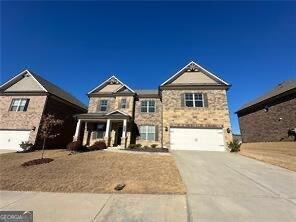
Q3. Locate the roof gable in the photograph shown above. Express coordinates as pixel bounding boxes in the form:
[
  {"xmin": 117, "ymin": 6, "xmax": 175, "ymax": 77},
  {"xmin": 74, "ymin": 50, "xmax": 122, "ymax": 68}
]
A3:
[
  {"xmin": 106, "ymin": 110, "xmax": 130, "ymax": 116},
  {"xmin": 0, "ymin": 69, "xmax": 87, "ymax": 110},
  {"xmin": 161, "ymin": 61, "xmax": 230, "ymax": 86},
  {"xmin": 88, "ymin": 75, "xmax": 135, "ymax": 95},
  {"xmin": 4, "ymin": 72, "xmax": 46, "ymax": 92}
]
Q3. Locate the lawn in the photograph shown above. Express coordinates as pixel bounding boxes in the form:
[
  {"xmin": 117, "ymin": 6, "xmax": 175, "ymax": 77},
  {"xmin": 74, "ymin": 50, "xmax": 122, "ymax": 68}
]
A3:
[
  {"xmin": 240, "ymin": 142, "xmax": 296, "ymax": 171},
  {"xmin": 0, "ymin": 150, "xmax": 186, "ymax": 194}
]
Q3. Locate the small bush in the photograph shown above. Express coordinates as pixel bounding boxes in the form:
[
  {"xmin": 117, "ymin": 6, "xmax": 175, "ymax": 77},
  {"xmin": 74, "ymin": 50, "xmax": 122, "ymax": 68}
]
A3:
[
  {"xmin": 228, "ymin": 139, "xmax": 241, "ymax": 152},
  {"xmin": 151, "ymin": 144, "xmax": 158, "ymax": 148},
  {"xmin": 135, "ymin": 144, "xmax": 142, "ymax": 148},
  {"xmin": 19, "ymin": 141, "xmax": 34, "ymax": 152},
  {"xmin": 89, "ymin": 140, "xmax": 107, "ymax": 151},
  {"xmin": 143, "ymin": 145, "xmax": 149, "ymax": 149},
  {"xmin": 66, "ymin": 140, "xmax": 84, "ymax": 152},
  {"xmin": 128, "ymin": 144, "xmax": 136, "ymax": 149}
]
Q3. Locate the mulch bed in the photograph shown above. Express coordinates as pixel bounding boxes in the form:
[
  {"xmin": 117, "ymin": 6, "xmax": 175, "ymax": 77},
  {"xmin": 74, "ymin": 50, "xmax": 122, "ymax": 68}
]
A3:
[
  {"xmin": 21, "ymin": 158, "xmax": 54, "ymax": 167},
  {"xmin": 124, "ymin": 148, "xmax": 169, "ymax": 153}
]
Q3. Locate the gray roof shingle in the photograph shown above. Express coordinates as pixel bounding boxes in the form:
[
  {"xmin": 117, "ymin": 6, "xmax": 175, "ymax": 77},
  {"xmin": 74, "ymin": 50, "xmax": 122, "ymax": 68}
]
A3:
[{"xmin": 237, "ymin": 80, "xmax": 296, "ymax": 113}]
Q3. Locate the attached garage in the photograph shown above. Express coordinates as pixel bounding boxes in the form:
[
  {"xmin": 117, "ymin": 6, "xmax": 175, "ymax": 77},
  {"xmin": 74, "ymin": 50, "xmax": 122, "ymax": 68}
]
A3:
[
  {"xmin": 0, "ymin": 130, "xmax": 31, "ymax": 150},
  {"xmin": 170, "ymin": 128, "xmax": 225, "ymax": 151}
]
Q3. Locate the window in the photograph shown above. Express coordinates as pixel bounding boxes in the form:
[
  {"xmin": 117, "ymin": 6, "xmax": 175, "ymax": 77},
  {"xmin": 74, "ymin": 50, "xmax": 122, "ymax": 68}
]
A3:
[
  {"xmin": 120, "ymin": 98, "xmax": 127, "ymax": 109},
  {"xmin": 95, "ymin": 123, "xmax": 106, "ymax": 139},
  {"xmin": 140, "ymin": 125, "xmax": 156, "ymax": 141},
  {"xmin": 185, "ymin": 93, "xmax": 204, "ymax": 107},
  {"xmin": 9, "ymin": 99, "xmax": 29, "ymax": 112},
  {"xmin": 141, "ymin": 100, "xmax": 155, "ymax": 113},
  {"xmin": 99, "ymin": 100, "xmax": 108, "ymax": 111}
]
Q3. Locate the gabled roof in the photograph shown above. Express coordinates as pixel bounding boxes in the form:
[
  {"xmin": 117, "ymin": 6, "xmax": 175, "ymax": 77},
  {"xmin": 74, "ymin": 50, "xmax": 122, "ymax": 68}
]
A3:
[
  {"xmin": 106, "ymin": 110, "xmax": 130, "ymax": 116},
  {"xmin": 0, "ymin": 69, "xmax": 87, "ymax": 110},
  {"xmin": 160, "ymin": 61, "xmax": 230, "ymax": 86},
  {"xmin": 236, "ymin": 80, "xmax": 296, "ymax": 113},
  {"xmin": 88, "ymin": 75, "xmax": 135, "ymax": 95}
]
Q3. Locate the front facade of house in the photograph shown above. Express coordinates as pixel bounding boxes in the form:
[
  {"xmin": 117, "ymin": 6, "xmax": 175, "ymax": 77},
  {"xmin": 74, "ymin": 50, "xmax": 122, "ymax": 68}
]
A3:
[
  {"xmin": 74, "ymin": 61, "xmax": 233, "ymax": 151},
  {"xmin": 0, "ymin": 70, "xmax": 87, "ymax": 150},
  {"xmin": 236, "ymin": 80, "xmax": 296, "ymax": 143}
]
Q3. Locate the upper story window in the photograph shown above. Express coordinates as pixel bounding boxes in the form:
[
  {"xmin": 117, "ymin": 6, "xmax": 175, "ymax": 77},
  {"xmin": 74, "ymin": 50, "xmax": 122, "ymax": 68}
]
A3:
[
  {"xmin": 141, "ymin": 100, "xmax": 155, "ymax": 113},
  {"xmin": 185, "ymin": 93, "xmax": 204, "ymax": 107},
  {"xmin": 9, "ymin": 98, "xmax": 30, "ymax": 112},
  {"xmin": 120, "ymin": 98, "xmax": 127, "ymax": 109},
  {"xmin": 140, "ymin": 125, "xmax": 156, "ymax": 141},
  {"xmin": 99, "ymin": 100, "xmax": 108, "ymax": 111}
]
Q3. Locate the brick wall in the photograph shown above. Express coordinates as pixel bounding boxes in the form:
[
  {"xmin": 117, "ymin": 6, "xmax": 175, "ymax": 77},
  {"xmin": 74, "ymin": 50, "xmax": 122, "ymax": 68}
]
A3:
[
  {"xmin": 0, "ymin": 95, "xmax": 47, "ymax": 143},
  {"xmin": 134, "ymin": 97, "xmax": 162, "ymax": 146},
  {"xmin": 238, "ymin": 96, "xmax": 296, "ymax": 142},
  {"xmin": 38, "ymin": 95, "xmax": 86, "ymax": 148},
  {"xmin": 88, "ymin": 96, "xmax": 134, "ymax": 116},
  {"xmin": 161, "ymin": 89, "xmax": 232, "ymax": 148}
]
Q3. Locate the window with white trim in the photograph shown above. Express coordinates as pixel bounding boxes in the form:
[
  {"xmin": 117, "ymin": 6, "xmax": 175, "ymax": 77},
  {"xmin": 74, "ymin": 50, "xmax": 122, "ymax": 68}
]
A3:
[
  {"xmin": 185, "ymin": 93, "xmax": 204, "ymax": 107},
  {"xmin": 140, "ymin": 125, "xmax": 156, "ymax": 141},
  {"xmin": 141, "ymin": 100, "xmax": 155, "ymax": 113},
  {"xmin": 120, "ymin": 98, "xmax": 127, "ymax": 109},
  {"xmin": 99, "ymin": 100, "xmax": 108, "ymax": 111},
  {"xmin": 9, "ymin": 98, "xmax": 30, "ymax": 112}
]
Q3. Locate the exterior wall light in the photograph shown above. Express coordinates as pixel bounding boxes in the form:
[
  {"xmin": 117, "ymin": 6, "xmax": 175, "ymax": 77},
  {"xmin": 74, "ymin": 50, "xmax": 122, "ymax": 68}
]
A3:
[
  {"xmin": 165, "ymin": 127, "xmax": 168, "ymax": 132},
  {"xmin": 264, "ymin": 105, "xmax": 269, "ymax": 112},
  {"xmin": 31, "ymin": 126, "xmax": 36, "ymax": 131},
  {"xmin": 227, "ymin": 128, "xmax": 231, "ymax": 133}
]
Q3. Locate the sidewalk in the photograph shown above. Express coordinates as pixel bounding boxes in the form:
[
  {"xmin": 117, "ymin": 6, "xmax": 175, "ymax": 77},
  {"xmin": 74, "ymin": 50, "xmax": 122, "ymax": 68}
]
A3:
[{"xmin": 0, "ymin": 191, "xmax": 187, "ymax": 222}]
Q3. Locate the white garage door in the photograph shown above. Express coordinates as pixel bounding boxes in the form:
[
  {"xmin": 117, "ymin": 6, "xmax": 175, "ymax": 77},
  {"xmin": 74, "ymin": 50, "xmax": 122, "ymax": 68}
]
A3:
[
  {"xmin": 170, "ymin": 128, "xmax": 225, "ymax": 151},
  {"xmin": 0, "ymin": 130, "xmax": 31, "ymax": 150}
]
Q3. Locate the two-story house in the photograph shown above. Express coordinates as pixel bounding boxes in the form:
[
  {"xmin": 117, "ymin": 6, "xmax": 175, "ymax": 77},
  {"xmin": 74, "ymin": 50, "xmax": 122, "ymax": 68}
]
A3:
[
  {"xmin": 73, "ymin": 61, "xmax": 232, "ymax": 151},
  {"xmin": 0, "ymin": 69, "xmax": 87, "ymax": 150}
]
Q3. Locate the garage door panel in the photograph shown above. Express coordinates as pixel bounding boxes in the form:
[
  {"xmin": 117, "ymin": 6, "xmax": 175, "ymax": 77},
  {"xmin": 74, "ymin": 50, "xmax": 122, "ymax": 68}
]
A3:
[
  {"xmin": 170, "ymin": 128, "xmax": 225, "ymax": 151},
  {"xmin": 0, "ymin": 130, "xmax": 31, "ymax": 150}
]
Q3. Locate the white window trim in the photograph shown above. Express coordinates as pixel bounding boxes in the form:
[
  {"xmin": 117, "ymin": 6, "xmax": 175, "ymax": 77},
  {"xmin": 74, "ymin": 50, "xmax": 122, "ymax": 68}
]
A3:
[
  {"xmin": 10, "ymin": 98, "xmax": 29, "ymax": 112},
  {"xmin": 121, "ymin": 98, "xmax": 127, "ymax": 109},
  {"xmin": 185, "ymin": 93, "xmax": 204, "ymax": 107},
  {"xmin": 99, "ymin": 100, "xmax": 108, "ymax": 111},
  {"xmin": 141, "ymin": 100, "xmax": 156, "ymax": 113},
  {"xmin": 140, "ymin": 125, "xmax": 156, "ymax": 141}
]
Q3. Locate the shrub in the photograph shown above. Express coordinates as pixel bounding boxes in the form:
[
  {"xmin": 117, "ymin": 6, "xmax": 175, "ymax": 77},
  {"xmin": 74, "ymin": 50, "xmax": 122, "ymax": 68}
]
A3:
[
  {"xmin": 89, "ymin": 140, "xmax": 107, "ymax": 151},
  {"xmin": 66, "ymin": 140, "xmax": 83, "ymax": 152},
  {"xmin": 128, "ymin": 144, "xmax": 136, "ymax": 149},
  {"xmin": 19, "ymin": 141, "xmax": 34, "ymax": 152},
  {"xmin": 228, "ymin": 139, "xmax": 241, "ymax": 152},
  {"xmin": 143, "ymin": 145, "xmax": 149, "ymax": 149},
  {"xmin": 135, "ymin": 144, "xmax": 142, "ymax": 148},
  {"xmin": 151, "ymin": 144, "xmax": 158, "ymax": 148}
]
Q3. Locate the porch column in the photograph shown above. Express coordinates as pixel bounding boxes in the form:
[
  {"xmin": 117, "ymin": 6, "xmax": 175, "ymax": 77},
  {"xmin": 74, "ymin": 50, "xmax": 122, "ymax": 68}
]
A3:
[
  {"xmin": 105, "ymin": 119, "xmax": 111, "ymax": 138},
  {"xmin": 74, "ymin": 119, "xmax": 81, "ymax": 141},
  {"xmin": 122, "ymin": 119, "xmax": 127, "ymax": 138}
]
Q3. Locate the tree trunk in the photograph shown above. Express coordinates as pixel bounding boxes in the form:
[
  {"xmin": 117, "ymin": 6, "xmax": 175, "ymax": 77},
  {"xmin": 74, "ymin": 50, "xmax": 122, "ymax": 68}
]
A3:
[{"xmin": 41, "ymin": 137, "xmax": 46, "ymax": 159}]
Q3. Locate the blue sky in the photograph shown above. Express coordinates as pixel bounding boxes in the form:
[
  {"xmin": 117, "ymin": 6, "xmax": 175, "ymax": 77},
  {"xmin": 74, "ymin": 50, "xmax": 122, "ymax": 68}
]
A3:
[{"xmin": 1, "ymin": 1, "xmax": 295, "ymax": 134}]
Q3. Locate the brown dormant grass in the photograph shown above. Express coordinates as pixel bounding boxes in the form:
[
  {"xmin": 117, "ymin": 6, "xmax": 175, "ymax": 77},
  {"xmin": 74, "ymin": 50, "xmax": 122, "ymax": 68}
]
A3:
[
  {"xmin": 240, "ymin": 142, "xmax": 296, "ymax": 171},
  {"xmin": 0, "ymin": 150, "xmax": 185, "ymax": 194}
]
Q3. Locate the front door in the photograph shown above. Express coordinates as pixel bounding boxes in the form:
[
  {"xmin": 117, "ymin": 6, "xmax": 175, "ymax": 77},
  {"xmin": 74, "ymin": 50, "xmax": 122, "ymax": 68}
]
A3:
[{"xmin": 116, "ymin": 126, "xmax": 123, "ymax": 146}]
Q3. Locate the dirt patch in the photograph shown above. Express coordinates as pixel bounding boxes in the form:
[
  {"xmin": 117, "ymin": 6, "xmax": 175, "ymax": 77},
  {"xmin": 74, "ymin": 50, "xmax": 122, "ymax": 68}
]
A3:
[
  {"xmin": 240, "ymin": 142, "xmax": 296, "ymax": 171},
  {"xmin": 0, "ymin": 149, "xmax": 185, "ymax": 194}
]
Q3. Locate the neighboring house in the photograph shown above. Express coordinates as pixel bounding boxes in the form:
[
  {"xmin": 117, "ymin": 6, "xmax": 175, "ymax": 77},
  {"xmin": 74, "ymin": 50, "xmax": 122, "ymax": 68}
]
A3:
[
  {"xmin": 236, "ymin": 80, "xmax": 296, "ymax": 143},
  {"xmin": 74, "ymin": 61, "xmax": 233, "ymax": 151},
  {"xmin": 0, "ymin": 69, "xmax": 87, "ymax": 150}
]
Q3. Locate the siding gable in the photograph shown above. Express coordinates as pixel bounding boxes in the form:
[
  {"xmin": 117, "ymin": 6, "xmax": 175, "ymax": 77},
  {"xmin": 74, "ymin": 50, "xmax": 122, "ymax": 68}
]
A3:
[{"xmin": 5, "ymin": 75, "xmax": 45, "ymax": 92}]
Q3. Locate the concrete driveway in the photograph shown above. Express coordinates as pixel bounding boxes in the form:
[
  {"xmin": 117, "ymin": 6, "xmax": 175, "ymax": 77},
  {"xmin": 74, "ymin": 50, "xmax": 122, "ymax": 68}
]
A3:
[{"xmin": 173, "ymin": 151, "xmax": 296, "ymax": 222}]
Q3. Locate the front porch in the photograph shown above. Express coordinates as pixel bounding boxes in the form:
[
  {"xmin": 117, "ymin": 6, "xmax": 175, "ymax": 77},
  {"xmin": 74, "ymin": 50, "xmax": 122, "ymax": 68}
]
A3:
[{"xmin": 73, "ymin": 111, "xmax": 132, "ymax": 148}]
